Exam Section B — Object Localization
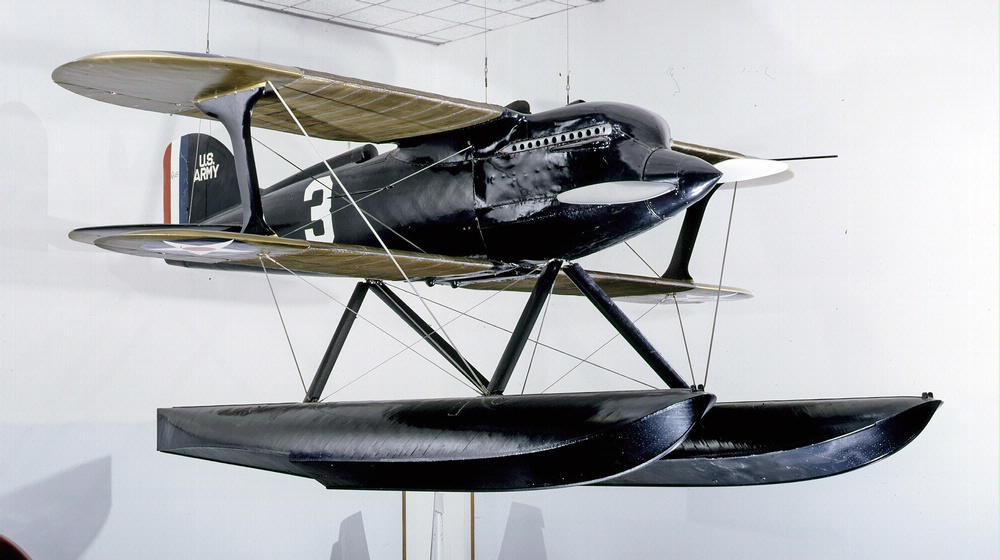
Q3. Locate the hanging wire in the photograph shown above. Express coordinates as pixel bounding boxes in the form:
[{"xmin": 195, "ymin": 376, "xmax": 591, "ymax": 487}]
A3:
[
  {"xmin": 259, "ymin": 256, "xmax": 307, "ymax": 394},
  {"xmin": 483, "ymin": 2, "xmax": 489, "ymax": 102},
  {"xmin": 703, "ymin": 181, "xmax": 740, "ymax": 389},
  {"xmin": 564, "ymin": 0, "xmax": 571, "ymax": 104},
  {"xmin": 205, "ymin": 0, "xmax": 212, "ymax": 54}
]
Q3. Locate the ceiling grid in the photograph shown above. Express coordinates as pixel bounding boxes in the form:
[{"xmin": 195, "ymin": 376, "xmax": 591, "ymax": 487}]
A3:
[{"xmin": 224, "ymin": 0, "xmax": 603, "ymax": 45}]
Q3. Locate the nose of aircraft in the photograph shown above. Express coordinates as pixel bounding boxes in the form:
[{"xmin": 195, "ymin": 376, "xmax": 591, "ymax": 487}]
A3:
[
  {"xmin": 643, "ymin": 148, "xmax": 722, "ymax": 204},
  {"xmin": 555, "ymin": 147, "xmax": 723, "ymax": 206}
]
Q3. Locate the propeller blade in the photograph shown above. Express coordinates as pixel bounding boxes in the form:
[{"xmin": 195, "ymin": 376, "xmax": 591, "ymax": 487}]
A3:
[
  {"xmin": 714, "ymin": 158, "xmax": 789, "ymax": 183},
  {"xmin": 556, "ymin": 181, "xmax": 677, "ymax": 205}
]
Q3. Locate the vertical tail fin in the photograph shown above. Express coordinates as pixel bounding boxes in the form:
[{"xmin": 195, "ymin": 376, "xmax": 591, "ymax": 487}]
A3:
[{"xmin": 162, "ymin": 133, "xmax": 239, "ymax": 224}]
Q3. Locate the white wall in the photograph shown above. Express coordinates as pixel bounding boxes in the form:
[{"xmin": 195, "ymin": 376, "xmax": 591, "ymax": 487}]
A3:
[{"xmin": 0, "ymin": 1, "xmax": 996, "ymax": 558}]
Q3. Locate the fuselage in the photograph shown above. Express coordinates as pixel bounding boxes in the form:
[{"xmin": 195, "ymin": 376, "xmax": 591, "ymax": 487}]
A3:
[{"xmin": 207, "ymin": 102, "xmax": 720, "ymax": 263}]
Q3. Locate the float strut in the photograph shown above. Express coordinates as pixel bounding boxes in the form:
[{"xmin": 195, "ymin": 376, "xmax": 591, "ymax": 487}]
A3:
[
  {"xmin": 304, "ymin": 282, "xmax": 370, "ymax": 402},
  {"xmin": 563, "ymin": 263, "xmax": 690, "ymax": 389},
  {"xmin": 487, "ymin": 259, "xmax": 562, "ymax": 395},
  {"xmin": 367, "ymin": 281, "xmax": 489, "ymax": 393},
  {"xmin": 195, "ymin": 87, "xmax": 274, "ymax": 236}
]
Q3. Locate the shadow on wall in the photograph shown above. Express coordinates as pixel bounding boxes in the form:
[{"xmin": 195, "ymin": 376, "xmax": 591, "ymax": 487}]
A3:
[
  {"xmin": 330, "ymin": 511, "xmax": 370, "ymax": 560},
  {"xmin": 498, "ymin": 502, "xmax": 547, "ymax": 560},
  {"xmin": 0, "ymin": 456, "xmax": 111, "ymax": 560}
]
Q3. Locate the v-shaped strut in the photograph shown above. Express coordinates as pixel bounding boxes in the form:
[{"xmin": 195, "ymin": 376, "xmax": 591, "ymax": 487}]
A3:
[{"xmin": 304, "ymin": 263, "xmax": 690, "ymax": 402}]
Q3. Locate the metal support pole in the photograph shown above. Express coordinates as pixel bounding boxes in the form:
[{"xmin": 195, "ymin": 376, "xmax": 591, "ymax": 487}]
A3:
[
  {"xmin": 368, "ymin": 281, "xmax": 489, "ymax": 393},
  {"xmin": 563, "ymin": 263, "xmax": 690, "ymax": 389},
  {"xmin": 195, "ymin": 87, "xmax": 274, "ymax": 236},
  {"xmin": 487, "ymin": 260, "xmax": 562, "ymax": 394},
  {"xmin": 304, "ymin": 282, "xmax": 370, "ymax": 402}
]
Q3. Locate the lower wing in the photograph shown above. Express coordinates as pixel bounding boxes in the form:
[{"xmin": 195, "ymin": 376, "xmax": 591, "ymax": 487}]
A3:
[{"xmin": 69, "ymin": 225, "xmax": 751, "ymax": 304}]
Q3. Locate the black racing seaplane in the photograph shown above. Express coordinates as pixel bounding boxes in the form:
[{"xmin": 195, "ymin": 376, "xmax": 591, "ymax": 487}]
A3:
[{"xmin": 53, "ymin": 51, "xmax": 940, "ymax": 491}]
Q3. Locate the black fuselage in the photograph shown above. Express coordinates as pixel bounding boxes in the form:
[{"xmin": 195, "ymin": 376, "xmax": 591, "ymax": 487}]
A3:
[{"xmin": 208, "ymin": 102, "xmax": 718, "ymax": 264}]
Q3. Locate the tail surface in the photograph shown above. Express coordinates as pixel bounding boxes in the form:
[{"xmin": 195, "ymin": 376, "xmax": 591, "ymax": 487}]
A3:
[{"xmin": 162, "ymin": 133, "xmax": 239, "ymax": 224}]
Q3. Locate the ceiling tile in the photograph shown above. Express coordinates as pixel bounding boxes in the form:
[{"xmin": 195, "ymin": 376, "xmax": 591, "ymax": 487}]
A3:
[
  {"xmin": 383, "ymin": 14, "xmax": 454, "ymax": 35},
  {"xmin": 380, "ymin": 0, "xmax": 456, "ymax": 13},
  {"xmin": 426, "ymin": 3, "xmax": 500, "ymax": 25},
  {"xmin": 224, "ymin": 0, "xmax": 603, "ymax": 44},
  {"xmin": 338, "ymin": 4, "xmax": 412, "ymax": 25},
  {"xmin": 294, "ymin": 0, "xmax": 370, "ymax": 16},
  {"xmin": 425, "ymin": 23, "xmax": 484, "ymax": 42},
  {"xmin": 509, "ymin": 1, "xmax": 567, "ymax": 19},
  {"xmin": 483, "ymin": 11, "xmax": 529, "ymax": 30}
]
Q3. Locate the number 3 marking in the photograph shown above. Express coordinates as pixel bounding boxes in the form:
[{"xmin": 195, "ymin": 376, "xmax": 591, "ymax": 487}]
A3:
[{"xmin": 304, "ymin": 181, "xmax": 335, "ymax": 242}]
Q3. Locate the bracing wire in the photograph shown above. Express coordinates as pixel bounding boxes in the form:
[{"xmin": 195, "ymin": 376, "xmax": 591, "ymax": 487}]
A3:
[
  {"xmin": 624, "ymin": 240, "xmax": 697, "ymax": 387},
  {"xmin": 266, "ymin": 81, "xmax": 486, "ymax": 394},
  {"xmin": 520, "ymin": 278, "xmax": 557, "ymax": 394},
  {"xmin": 703, "ymin": 181, "xmax": 739, "ymax": 389},
  {"xmin": 672, "ymin": 295, "xmax": 698, "ymax": 387},
  {"xmin": 259, "ymin": 256, "xmax": 307, "ymax": 394},
  {"xmin": 262, "ymin": 255, "xmax": 478, "ymax": 395},
  {"xmin": 389, "ymin": 281, "xmax": 648, "ymax": 384},
  {"xmin": 541, "ymin": 300, "xmax": 662, "ymax": 393}
]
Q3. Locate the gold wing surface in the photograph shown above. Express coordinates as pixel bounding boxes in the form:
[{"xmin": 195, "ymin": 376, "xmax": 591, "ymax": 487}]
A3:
[
  {"xmin": 458, "ymin": 269, "xmax": 752, "ymax": 304},
  {"xmin": 53, "ymin": 51, "xmax": 506, "ymax": 143},
  {"xmin": 70, "ymin": 225, "xmax": 497, "ymax": 281}
]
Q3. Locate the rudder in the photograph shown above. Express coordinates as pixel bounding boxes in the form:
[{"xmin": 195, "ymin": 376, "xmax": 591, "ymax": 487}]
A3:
[{"xmin": 162, "ymin": 133, "xmax": 239, "ymax": 224}]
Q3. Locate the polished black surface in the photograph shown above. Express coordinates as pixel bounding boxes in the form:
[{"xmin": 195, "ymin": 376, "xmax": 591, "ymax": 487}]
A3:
[
  {"xmin": 157, "ymin": 390, "xmax": 714, "ymax": 491},
  {"xmin": 600, "ymin": 396, "xmax": 941, "ymax": 486},
  {"xmin": 194, "ymin": 87, "xmax": 273, "ymax": 236},
  {"xmin": 202, "ymin": 102, "xmax": 720, "ymax": 263}
]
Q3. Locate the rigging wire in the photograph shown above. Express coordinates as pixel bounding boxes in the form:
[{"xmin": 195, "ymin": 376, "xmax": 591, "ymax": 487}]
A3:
[
  {"xmin": 624, "ymin": 240, "xmax": 697, "ymax": 385},
  {"xmin": 389, "ymin": 279, "xmax": 653, "ymax": 387},
  {"xmin": 673, "ymin": 295, "xmax": 698, "ymax": 388},
  {"xmin": 541, "ymin": 299, "xmax": 662, "ymax": 393},
  {"xmin": 266, "ymin": 81, "xmax": 486, "ymax": 394},
  {"xmin": 520, "ymin": 277, "xmax": 556, "ymax": 394},
  {"xmin": 255, "ymin": 136, "xmax": 308, "ymax": 176},
  {"xmin": 259, "ymin": 256, "xmax": 307, "ymax": 394},
  {"xmin": 702, "ymin": 181, "xmax": 740, "ymax": 389},
  {"xmin": 256, "ymin": 134, "xmax": 470, "ymax": 248},
  {"xmin": 262, "ymin": 255, "xmax": 479, "ymax": 395}
]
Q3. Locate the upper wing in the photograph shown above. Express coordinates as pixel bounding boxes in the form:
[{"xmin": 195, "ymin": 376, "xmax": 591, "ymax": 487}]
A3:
[
  {"xmin": 52, "ymin": 51, "xmax": 506, "ymax": 143},
  {"xmin": 70, "ymin": 225, "xmax": 750, "ymax": 304}
]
